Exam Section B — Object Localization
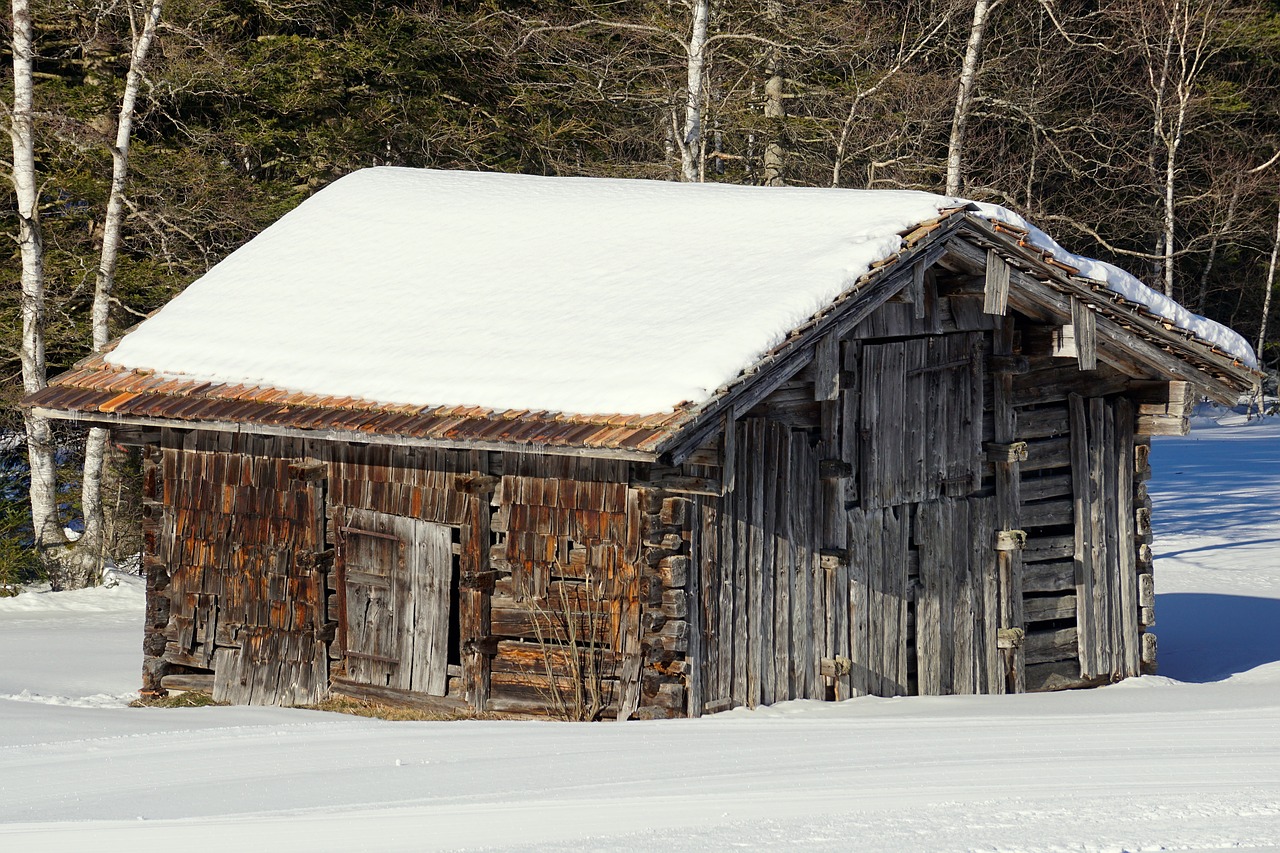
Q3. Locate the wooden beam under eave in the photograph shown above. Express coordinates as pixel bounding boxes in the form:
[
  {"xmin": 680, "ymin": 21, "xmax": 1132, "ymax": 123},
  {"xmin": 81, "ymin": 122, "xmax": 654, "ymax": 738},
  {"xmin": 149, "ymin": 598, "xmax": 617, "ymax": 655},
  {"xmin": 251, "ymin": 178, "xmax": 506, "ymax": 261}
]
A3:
[
  {"xmin": 944, "ymin": 232, "xmax": 1241, "ymax": 402},
  {"xmin": 960, "ymin": 217, "xmax": 1256, "ymax": 388},
  {"xmin": 814, "ymin": 333, "xmax": 840, "ymax": 401},
  {"xmin": 984, "ymin": 249, "xmax": 1011, "ymax": 315},
  {"xmin": 1135, "ymin": 413, "xmax": 1190, "ymax": 436},
  {"xmin": 27, "ymin": 407, "xmax": 662, "ymax": 462},
  {"xmin": 1003, "ymin": 274, "xmax": 1241, "ymax": 403}
]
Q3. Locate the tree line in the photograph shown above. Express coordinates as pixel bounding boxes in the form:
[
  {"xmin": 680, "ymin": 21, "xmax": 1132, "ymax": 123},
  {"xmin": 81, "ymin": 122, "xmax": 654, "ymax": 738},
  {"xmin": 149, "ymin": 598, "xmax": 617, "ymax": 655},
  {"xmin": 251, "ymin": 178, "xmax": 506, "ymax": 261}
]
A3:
[{"xmin": 4, "ymin": 0, "xmax": 1280, "ymax": 586}]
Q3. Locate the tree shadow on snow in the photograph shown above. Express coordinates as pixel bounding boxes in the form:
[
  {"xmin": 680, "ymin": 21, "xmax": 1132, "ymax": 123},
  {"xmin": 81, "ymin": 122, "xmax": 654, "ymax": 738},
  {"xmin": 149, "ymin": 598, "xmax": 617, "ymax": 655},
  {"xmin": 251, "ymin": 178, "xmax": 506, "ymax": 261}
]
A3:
[
  {"xmin": 1156, "ymin": 537, "xmax": 1280, "ymax": 560},
  {"xmin": 1155, "ymin": 592, "xmax": 1280, "ymax": 683}
]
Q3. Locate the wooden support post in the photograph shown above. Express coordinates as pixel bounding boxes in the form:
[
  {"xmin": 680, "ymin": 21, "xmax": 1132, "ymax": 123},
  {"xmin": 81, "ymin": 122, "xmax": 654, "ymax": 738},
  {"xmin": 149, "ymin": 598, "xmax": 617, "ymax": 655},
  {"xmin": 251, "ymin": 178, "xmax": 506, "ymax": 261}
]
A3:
[
  {"xmin": 1071, "ymin": 297, "xmax": 1097, "ymax": 371},
  {"xmin": 984, "ymin": 249, "xmax": 1011, "ymax": 316},
  {"xmin": 909, "ymin": 260, "xmax": 927, "ymax": 320},
  {"xmin": 992, "ymin": 318, "xmax": 1025, "ymax": 693},
  {"xmin": 814, "ymin": 334, "xmax": 840, "ymax": 401},
  {"xmin": 460, "ymin": 477, "xmax": 494, "ymax": 712}
]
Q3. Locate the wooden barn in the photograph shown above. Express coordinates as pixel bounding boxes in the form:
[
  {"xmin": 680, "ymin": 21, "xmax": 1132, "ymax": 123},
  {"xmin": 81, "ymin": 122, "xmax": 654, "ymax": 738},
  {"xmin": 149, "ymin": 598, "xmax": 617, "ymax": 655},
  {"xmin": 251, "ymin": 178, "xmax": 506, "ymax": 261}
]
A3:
[{"xmin": 27, "ymin": 169, "xmax": 1258, "ymax": 719}]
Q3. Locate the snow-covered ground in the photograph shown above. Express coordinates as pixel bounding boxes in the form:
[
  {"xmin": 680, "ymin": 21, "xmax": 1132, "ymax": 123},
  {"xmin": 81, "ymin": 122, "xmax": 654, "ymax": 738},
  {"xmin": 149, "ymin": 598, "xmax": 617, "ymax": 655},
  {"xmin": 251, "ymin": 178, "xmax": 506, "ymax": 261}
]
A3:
[{"xmin": 2, "ymin": 416, "xmax": 1278, "ymax": 852}]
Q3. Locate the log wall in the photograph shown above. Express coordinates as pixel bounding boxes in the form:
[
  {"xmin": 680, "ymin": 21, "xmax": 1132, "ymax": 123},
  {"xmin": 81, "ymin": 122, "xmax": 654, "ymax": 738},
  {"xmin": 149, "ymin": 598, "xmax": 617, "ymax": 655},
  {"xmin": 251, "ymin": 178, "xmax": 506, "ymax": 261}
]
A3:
[{"xmin": 142, "ymin": 431, "xmax": 675, "ymax": 718}]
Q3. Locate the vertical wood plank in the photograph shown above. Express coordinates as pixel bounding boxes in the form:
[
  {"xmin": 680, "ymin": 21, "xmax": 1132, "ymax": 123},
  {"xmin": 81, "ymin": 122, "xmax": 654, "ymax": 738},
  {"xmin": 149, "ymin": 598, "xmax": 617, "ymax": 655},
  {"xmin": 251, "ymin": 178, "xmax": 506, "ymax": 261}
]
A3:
[
  {"xmin": 732, "ymin": 420, "xmax": 750, "ymax": 707},
  {"xmin": 847, "ymin": 509, "xmax": 870, "ymax": 697},
  {"xmin": 972, "ymin": 496, "xmax": 1000, "ymax": 692},
  {"xmin": 993, "ymin": 319, "xmax": 1023, "ymax": 693},
  {"xmin": 910, "ymin": 259, "xmax": 927, "ymax": 320},
  {"xmin": 1072, "ymin": 297, "xmax": 1098, "ymax": 371},
  {"xmin": 616, "ymin": 487, "xmax": 644, "ymax": 720},
  {"xmin": 888, "ymin": 506, "xmax": 910, "ymax": 695},
  {"xmin": 687, "ymin": 496, "xmax": 706, "ymax": 717},
  {"xmin": 1115, "ymin": 397, "xmax": 1140, "ymax": 677},
  {"xmin": 754, "ymin": 420, "xmax": 774, "ymax": 707},
  {"xmin": 461, "ymin": 490, "xmax": 492, "ymax": 711},
  {"xmin": 1070, "ymin": 393, "xmax": 1097, "ymax": 678},
  {"xmin": 773, "ymin": 428, "xmax": 793, "ymax": 700},
  {"xmin": 915, "ymin": 501, "xmax": 942, "ymax": 696},
  {"xmin": 952, "ymin": 498, "xmax": 975, "ymax": 693},
  {"xmin": 791, "ymin": 432, "xmax": 815, "ymax": 698},
  {"xmin": 814, "ymin": 333, "xmax": 840, "ymax": 401},
  {"xmin": 717, "ymin": 480, "xmax": 734, "ymax": 706},
  {"xmin": 1088, "ymin": 396, "xmax": 1109, "ymax": 678}
]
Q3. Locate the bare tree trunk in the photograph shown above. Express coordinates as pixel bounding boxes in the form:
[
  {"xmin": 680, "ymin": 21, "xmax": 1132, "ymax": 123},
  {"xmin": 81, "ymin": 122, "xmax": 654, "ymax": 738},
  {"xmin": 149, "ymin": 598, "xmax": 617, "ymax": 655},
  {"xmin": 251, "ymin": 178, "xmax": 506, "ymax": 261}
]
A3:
[
  {"xmin": 10, "ymin": 0, "xmax": 68, "ymax": 565},
  {"xmin": 761, "ymin": 0, "xmax": 785, "ymax": 187},
  {"xmin": 1161, "ymin": 94, "xmax": 1189, "ymax": 299},
  {"xmin": 1195, "ymin": 176, "xmax": 1241, "ymax": 313},
  {"xmin": 77, "ymin": 0, "xmax": 165, "ymax": 585},
  {"xmin": 1258, "ymin": 191, "xmax": 1279, "ymax": 374},
  {"xmin": 946, "ymin": 0, "xmax": 995, "ymax": 196},
  {"xmin": 677, "ymin": 0, "xmax": 710, "ymax": 182}
]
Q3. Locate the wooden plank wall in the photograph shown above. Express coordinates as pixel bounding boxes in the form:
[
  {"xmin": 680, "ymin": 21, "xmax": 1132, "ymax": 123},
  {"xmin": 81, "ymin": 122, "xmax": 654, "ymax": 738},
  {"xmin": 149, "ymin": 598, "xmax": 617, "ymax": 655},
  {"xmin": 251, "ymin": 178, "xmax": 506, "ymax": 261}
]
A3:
[
  {"xmin": 858, "ymin": 334, "xmax": 984, "ymax": 509},
  {"xmin": 1011, "ymin": 357, "xmax": 1149, "ymax": 691},
  {"xmin": 144, "ymin": 433, "xmax": 660, "ymax": 717},
  {"xmin": 675, "ymin": 299, "xmax": 1157, "ymax": 708},
  {"xmin": 847, "ymin": 505, "xmax": 912, "ymax": 696},
  {"xmin": 693, "ymin": 419, "xmax": 823, "ymax": 713},
  {"xmin": 914, "ymin": 496, "xmax": 999, "ymax": 694},
  {"xmin": 319, "ymin": 441, "xmax": 480, "ymax": 705},
  {"xmin": 1070, "ymin": 394, "xmax": 1142, "ymax": 681}
]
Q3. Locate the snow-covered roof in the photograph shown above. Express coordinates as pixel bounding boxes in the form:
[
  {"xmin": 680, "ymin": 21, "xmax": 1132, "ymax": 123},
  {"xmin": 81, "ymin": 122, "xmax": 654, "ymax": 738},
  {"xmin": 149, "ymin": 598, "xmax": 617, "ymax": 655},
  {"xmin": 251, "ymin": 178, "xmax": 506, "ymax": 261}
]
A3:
[{"xmin": 102, "ymin": 168, "xmax": 1256, "ymax": 417}]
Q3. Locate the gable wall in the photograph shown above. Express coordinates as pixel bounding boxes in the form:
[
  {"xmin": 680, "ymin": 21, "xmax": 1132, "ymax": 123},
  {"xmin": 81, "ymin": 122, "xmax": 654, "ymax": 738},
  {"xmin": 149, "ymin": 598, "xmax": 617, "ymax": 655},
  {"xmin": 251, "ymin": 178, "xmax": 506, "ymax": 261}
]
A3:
[{"xmin": 661, "ymin": 262, "xmax": 1158, "ymax": 715}]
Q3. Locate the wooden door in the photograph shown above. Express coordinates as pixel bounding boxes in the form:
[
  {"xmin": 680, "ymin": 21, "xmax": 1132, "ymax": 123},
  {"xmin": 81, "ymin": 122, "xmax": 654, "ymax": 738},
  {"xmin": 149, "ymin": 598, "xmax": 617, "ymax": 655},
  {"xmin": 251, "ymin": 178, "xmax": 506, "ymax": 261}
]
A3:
[
  {"xmin": 858, "ymin": 333, "xmax": 984, "ymax": 509},
  {"xmin": 913, "ymin": 495, "xmax": 1001, "ymax": 694},
  {"xmin": 850, "ymin": 333, "xmax": 989, "ymax": 696},
  {"xmin": 338, "ymin": 509, "xmax": 454, "ymax": 695},
  {"xmin": 1069, "ymin": 394, "xmax": 1140, "ymax": 680}
]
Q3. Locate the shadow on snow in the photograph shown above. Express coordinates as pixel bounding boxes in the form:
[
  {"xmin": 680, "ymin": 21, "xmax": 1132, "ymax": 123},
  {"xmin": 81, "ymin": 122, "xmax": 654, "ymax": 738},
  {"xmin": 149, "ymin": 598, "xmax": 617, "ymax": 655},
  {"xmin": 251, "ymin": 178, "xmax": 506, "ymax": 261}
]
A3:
[{"xmin": 1154, "ymin": 592, "xmax": 1280, "ymax": 683}]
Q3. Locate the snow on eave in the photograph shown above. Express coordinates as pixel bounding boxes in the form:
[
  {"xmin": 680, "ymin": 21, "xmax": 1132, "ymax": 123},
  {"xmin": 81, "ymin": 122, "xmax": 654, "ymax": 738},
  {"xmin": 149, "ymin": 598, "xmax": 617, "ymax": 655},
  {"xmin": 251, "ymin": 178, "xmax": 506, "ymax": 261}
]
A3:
[{"xmin": 965, "ymin": 203, "xmax": 1259, "ymax": 373}]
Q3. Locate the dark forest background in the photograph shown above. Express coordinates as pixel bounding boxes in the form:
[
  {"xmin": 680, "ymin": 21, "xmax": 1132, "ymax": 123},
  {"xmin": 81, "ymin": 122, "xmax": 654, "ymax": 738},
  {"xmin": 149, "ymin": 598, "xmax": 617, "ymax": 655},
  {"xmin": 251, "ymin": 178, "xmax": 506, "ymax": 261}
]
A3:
[{"xmin": 4, "ymin": 0, "xmax": 1279, "ymax": 409}]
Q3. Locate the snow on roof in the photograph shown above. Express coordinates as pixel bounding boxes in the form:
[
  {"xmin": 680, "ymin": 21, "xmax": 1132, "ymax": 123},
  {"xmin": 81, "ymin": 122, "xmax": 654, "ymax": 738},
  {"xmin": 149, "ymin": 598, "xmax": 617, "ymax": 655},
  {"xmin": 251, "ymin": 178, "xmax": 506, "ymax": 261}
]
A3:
[{"xmin": 104, "ymin": 168, "xmax": 1257, "ymax": 416}]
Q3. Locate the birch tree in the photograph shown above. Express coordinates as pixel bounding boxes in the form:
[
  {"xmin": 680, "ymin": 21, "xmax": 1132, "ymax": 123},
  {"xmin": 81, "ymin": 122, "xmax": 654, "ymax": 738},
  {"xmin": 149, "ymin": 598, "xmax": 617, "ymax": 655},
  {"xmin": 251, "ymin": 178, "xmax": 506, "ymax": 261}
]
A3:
[
  {"xmin": 8, "ymin": 0, "xmax": 65, "ymax": 563},
  {"xmin": 946, "ymin": 0, "xmax": 1002, "ymax": 196},
  {"xmin": 676, "ymin": 0, "xmax": 710, "ymax": 182},
  {"xmin": 75, "ymin": 0, "xmax": 166, "ymax": 586},
  {"xmin": 1133, "ymin": 0, "xmax": 1234, "ymax": 298},
  {"xmin": 1256, "ymin": 190, "xmax": 1278, "ymax": 373}
]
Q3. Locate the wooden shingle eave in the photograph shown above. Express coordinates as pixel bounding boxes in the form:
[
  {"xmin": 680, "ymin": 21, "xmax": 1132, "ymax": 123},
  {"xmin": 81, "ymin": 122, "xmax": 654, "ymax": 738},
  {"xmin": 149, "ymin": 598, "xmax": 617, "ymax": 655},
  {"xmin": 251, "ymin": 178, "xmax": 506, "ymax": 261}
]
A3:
[{"xmin": 953, "ymin": 216, "xmax": 1260, "ymax": 403}]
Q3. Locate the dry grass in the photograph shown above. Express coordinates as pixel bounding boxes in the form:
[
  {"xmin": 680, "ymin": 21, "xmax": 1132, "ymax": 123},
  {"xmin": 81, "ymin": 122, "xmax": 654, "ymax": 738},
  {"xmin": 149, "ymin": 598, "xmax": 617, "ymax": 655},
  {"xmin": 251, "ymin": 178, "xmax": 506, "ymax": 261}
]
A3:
[
  {"xmin": 131, "ymin": 691, "xmax": 226, "ymax": 709},
  {"xmin": 297, "ymin": 694, "xmax": 512, "ymax": 722}
]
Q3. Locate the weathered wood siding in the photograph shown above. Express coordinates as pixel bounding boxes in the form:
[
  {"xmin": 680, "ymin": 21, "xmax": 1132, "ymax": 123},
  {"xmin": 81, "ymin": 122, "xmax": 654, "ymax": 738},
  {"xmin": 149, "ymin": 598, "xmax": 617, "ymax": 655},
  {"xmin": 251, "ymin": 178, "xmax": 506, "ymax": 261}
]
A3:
[
  {"xmin": 142, "ymin": 433, "xmax": 663, "ymax": 717},
  {"xmin": 692, "ymin": 419, "xmax": 823, "ymax": 714},
  {"xmin": 671, "ymin": 267, "xmax": 1161, "ymax": 712},
  {"xmin": 142, "ymin": 432, "xmax": 328, "ymax": 705},
  {"xmin": 137, "ymin": 246, "xmax": 1172, "ymax": 715},
  {"xmin": 488, "ymin": 455, "xmax": 645, "ymax": 719}
]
